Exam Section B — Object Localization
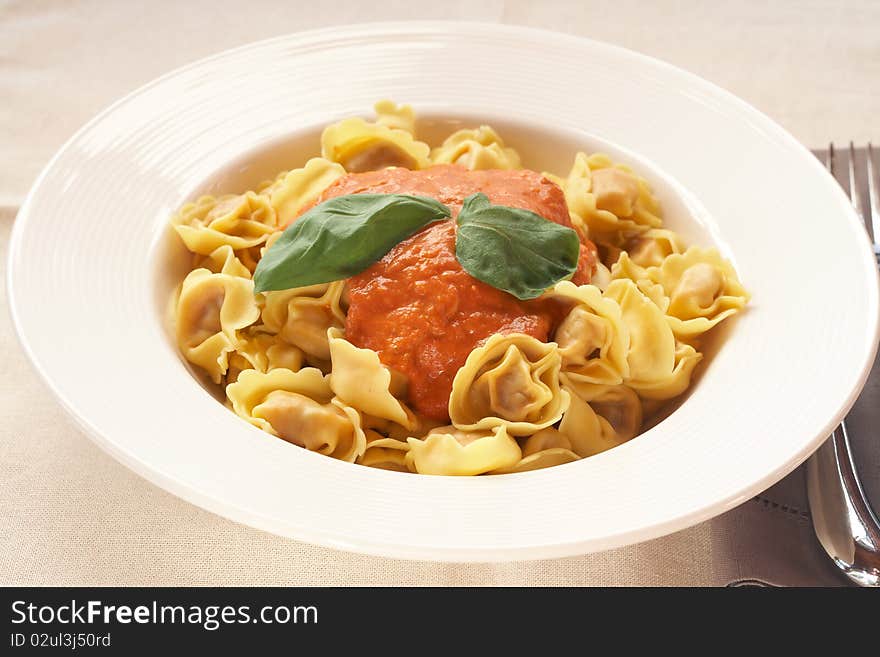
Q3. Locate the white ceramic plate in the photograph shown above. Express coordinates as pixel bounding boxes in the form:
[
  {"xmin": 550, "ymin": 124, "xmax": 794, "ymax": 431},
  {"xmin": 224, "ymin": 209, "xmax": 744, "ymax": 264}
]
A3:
[{"xmin": 9, "ymin": 22, "xmax": 879, "ymax": 561}]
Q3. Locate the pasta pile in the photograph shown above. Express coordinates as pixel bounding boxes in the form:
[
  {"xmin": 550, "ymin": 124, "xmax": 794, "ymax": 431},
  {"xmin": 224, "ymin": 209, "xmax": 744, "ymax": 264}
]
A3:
[{"xmin": 171, "ymin": 101, "xmax": 749, "ymax": 475}]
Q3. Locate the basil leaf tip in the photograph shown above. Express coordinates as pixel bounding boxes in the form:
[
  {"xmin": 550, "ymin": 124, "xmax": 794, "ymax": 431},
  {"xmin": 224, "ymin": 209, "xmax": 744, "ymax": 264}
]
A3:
[{"xmin": 253, "ymin": 193, "xmax": 450, "ymax": 293}]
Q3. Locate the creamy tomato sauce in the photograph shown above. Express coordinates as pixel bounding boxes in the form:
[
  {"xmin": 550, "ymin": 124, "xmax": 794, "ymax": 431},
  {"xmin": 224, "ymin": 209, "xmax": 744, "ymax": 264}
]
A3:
[{"xmin": 311, "ymin": 165, "xmax": 597, "ymax": 420}]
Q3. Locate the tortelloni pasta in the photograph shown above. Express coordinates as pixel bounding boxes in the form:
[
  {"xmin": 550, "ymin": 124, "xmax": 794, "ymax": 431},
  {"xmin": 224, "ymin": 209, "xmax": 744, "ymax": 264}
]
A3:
[
  {"xmin": 172, "ymin": 191, "xmax": 277, "ymax": 257},
  {"xmin": 625, "ymin": 229, "xmax": 684, "ymax": 268},
  {"xmin": 548, "ymin": 152, "xmax": 662, "ymax": 248},
  {"xmin": 609, "ymin": 246, "xmax": 749, "ymax": 341},
  {"xmin": 493, "ymin": 381, "xmax": 643, "ymax": 472},
  {"xmin": 373, "ymin": 99, "xmax": 417, "ymax": 134},
  {"xmin": 225, "ymin": 330, "xmax": 304, "ymax": 385},
  {"xmin": 327, "ymin": 328, "xmax": 416, "ymax": 430},
  {"xmin": 543, "ymin": 281, "xmax": 629, "ymax": 388},
  {"xmin": 321, "ymin": 101, "xmax": 430, "ymax": 172},
  {"xmin": 430, "ymin": 126, "xmax": 522, "ymax": 170},
  {"xmin": 227, "ymin": 368, "xmax": 366, "ymax": 462},
  {"xmin": 175, "ymin": 252, "xmax": 260, "ymax": 384},
  {"xmin": 526, "ymin": 383, "xmax": 639, "ymax": 462},
  {"xmin": 169, "ymin": 99, "xmax": 749, "ymax": 474},
  {"xmin": 563, "ymin": 379, "xmax": 643, "ymax": 443},
  {"xmin": 359, "ymin": 433, "xmax": 411, "ymax": 472},
  {"xmin": 603, "ymin": 279, "xmax": 702, "ymax": 400},
  {"xmin": 194, "ymin": 244, "xmax": 252, "ymax": 279},
  {"xmin": 449, "ymin": 334, "xmax": 569, "ymax": 437},
  {"xmin": 405, "ymin": 425, "xmax": 521, "ymax": 476},
  {"xmin": 651, "ymin": 247, "xmax": 750, "ymax": 338},
  {"xmin": 497, "ymin": 429, "xmax": 581, "ymax": 473},
  {"xmin": 260, "ymin": 282, "xmax": 346, "ymax": 364},
  {"xmin": 258, "ymin": 157, "xmax": 345, "ymax": 228}
]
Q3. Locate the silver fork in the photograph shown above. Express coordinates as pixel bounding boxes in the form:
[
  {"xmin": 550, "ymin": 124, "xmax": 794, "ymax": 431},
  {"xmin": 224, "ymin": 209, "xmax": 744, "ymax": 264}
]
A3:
[{"xmin": 806, "ymin": 142, "xmax": 880, "ymax": 587}]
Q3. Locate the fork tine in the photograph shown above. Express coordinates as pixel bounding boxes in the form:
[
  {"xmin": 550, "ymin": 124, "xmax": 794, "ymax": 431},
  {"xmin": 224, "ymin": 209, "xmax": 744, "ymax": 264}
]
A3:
[
  {"xmin": 810, "ymin": 141, "xmax": 880, "ymax": 587},
  {"xmin": 849, "ymin": 141, "xmax": 866, "ymax": 227},
  {"xmin": 868, "ymin": 143, "xmax": 880, "ymax": 251}
]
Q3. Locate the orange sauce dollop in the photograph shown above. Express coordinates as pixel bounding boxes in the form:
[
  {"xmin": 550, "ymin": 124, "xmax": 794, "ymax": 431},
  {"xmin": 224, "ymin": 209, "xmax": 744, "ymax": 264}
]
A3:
[{"xmin": 308, "ymin": 165, "xmax": 597, "ymax": 421}]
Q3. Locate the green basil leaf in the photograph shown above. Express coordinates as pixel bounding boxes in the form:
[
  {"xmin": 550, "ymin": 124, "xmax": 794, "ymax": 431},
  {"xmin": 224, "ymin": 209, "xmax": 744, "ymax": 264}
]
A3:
[
  {"xmin": 254, "ymin": 193, "xmax": 450, "ymax": 292},
  {"xmin": 455, "ymin": 192, "xmax": 580, "ymax": 300}
]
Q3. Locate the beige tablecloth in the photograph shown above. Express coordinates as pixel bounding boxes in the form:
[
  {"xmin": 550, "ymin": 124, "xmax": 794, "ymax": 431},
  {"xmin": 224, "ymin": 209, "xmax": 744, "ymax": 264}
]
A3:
[{"xmin": 2, "ymin": 0, "xmax": 878, "ymax": 586}]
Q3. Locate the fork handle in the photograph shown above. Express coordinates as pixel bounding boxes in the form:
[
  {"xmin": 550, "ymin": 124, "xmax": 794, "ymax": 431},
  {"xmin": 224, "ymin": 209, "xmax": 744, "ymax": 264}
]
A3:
[{"xmin": 807, "ymin": 421, "xmax": 880, "ymax": 586}]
